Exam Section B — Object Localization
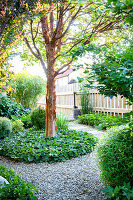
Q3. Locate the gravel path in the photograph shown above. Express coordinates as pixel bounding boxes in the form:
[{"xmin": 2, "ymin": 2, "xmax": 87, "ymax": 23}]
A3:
[{"xmin": 0, "ymin": 121, "xmax": 106, "ymax": 200}]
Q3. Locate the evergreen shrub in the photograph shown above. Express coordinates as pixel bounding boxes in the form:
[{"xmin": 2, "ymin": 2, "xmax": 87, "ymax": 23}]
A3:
[
  {"xmin": 20, "ymin": 113, "xmax": 33, "ymax": 129},
  {"xmin": 0, "ymin": 117, "xmax": 12, "ymax": 139},
  {"xmin": 31, "ymin": 107, "xmax": 46, "ymax": 130},
  {"xmin": 97, "ymin": 124, "xmax": 133, "ymax": 187},
  {"xmin": 12, "ymin": 120, "xmax": 24, "ymax": 133}
]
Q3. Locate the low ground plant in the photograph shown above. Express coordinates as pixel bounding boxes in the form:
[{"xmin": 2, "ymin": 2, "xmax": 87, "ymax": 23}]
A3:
[
  {"xmin": 103, "ymin": 182, "xmax": 133, "ymax": 200},
  {"xmin": 0, "ymin": 129, "xmax": 97, "ymax": 163},
  {"xmin": 97, "ymin": 124, "xmax": 133, "ymax": 187},
  {"xmin": 77, "ymin": 113, "xmax": 130, "ymax": 130},
  {"xmin": 0, "ymin": 164, "xmax": 38, "ymax": 199},
  {"xmin": 0, "ymin": 117, "xmax": 12, "ymax": 139}
]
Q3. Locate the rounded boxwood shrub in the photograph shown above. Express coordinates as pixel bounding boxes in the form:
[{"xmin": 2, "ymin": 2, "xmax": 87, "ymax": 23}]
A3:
[
  {"xmin": 0, "ymin": 117, "xmax": 12, "ymax": 139},
  {"xmin": 12, "ymin": 120, "xmax": 24, "ymax": 134},
  {"xmin": 0, "ymin": 164, "xmax": 38, "ymax": 199},
  {"xmin": 31, "ymin": 107, "xmax": 46, "ymax": 130},
  {"xmin": 97, "ymin": 124, "xmax": 133, "ymax": 187}
]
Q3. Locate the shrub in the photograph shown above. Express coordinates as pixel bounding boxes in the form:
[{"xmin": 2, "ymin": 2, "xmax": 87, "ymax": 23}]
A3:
[
  {"xmin": 97, "ymin": 125, "xmax": 133, "ymax": 187},
  {"xmin": 31, "ymin": 107, "xmax": 46, "ymax": 130},
  {"xmin": 56, "ymin": 114, "xmax": 68, "ymax": 130},
  {"xmin": 0, "ymin": 117, "xmax": 12, "ymax": 139},
  {"xmin": 0, "ymin": 129, "xmax": 97, "ymax": 163},
  {"xmin": 20, "ymin": 114, "xmax": 33, "ymax": 129},
  {"xmin": 77, "ymin": 113, "xmax": 130, "ymax": 130},
  {"xmin": 0, "ymin": 95, "xmax": 29, "ymax": 119},
  {"xmin": 10, "ymin": 73, "xmax": 46, "ymax": 108},
  {"xmin": 12, "ymin": 120, "xmax": 24, "ymax": 134},
  {"xmin": 0, "ymin": 164, "xmax": 38, "ymax": 199}
]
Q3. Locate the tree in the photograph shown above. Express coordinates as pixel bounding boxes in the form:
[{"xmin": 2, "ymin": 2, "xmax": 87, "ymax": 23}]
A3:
[
  {"xmin": 0, "ymin": 0, "xmax": 39, "ymax": 69},
  {"xmin": 82, "ymin": 41, "xmax": 133, "ymax": 104},
  {"xmin": 20, "ymin": 0, "xmax": 132, "ymax": 137},
  {"xmin": 106, "ymin": 0, "xmax": 133, "ymax": 25}
]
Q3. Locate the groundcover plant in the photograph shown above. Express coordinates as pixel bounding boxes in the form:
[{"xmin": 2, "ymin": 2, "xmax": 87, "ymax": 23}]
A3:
[{"xmin": 0, "ymin": 129, "xmax": 97, "ymax": 163}]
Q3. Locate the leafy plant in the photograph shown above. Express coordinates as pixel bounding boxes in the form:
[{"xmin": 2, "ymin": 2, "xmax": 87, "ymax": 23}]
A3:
[
  {"xmin": 0, "ymin": 117, "xmax": 12, "ymax": 139},
  {"xmin": 0, "ymin": 95, "xmax": 29, "ymax": 119},
  {"xmin": 20, "ymin": 113, "xmax": 33, "ymax": 129},
  {"xmin": 56, "ymin": 114, "xmax": 69, "ymax": 130},
  {"xmin": 77, "ymin": 113, "xmax": 130, "ymax": 130},
  {"xmin": 97, "ymin": 125, "xmax": 133, "ymax": 187},
  {"xmin": 12, "ymin": 119, "xmax": 24, "ymax": 134},
  {"xmin": 80, "ymin": 89, "xmax": 93, "ymax": 115},
  {"xmin": 0, "ymin": 164, "xmax": 38, "ymax": 200},
  {"xmin": 83, "ymin": 41, "xmax": 133, "ymax": 104},
  {"xmin": 103, "ymin": 182, "xmax": 133, "ymax": 200},
  {"xmin": 31, "ymin": 106, "xmax": 46, "ymax": 130},
  {"xmin": 0, "ymin": 129, "xmax": 97, "ymax": 163},
  {"xmin": 10, "ymin": 73, "xmax": 46, "ymax": 108}
]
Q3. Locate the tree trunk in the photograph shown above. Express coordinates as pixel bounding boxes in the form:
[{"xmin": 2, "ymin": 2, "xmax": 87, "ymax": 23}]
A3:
[{"xmin": 45, "ymin": 58, "xmax": 57, "ymax": 137}]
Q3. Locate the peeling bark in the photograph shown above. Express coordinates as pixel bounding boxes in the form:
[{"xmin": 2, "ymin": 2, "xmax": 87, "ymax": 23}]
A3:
[{"xmin": 45, "ymin": 74, "xmax": 56, "ymax": 137}]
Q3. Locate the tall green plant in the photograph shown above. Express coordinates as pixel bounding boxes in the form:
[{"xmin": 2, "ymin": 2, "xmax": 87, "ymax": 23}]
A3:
[
  {"xmin": 11, "ymin": 73, "xmax": 46, "ymax": 108},
  {"xmin": 80, "ymin": 89, "xmax": 92, "ymax": 115}
]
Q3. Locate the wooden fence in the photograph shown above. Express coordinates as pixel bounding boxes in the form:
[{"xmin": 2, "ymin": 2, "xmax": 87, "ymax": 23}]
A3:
[{"xmin": 38, "ymin": 90, "xmax": 132, "ymax": 118}]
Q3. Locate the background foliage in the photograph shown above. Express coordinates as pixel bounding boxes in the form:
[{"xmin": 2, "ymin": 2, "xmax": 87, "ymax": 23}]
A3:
[
  {"xmin": 10, "ymin": 73, "xmax": 46, "ymax": 108},
  {"xmin": 0, "ymin": 95, "xmax": 29, "ymax": 119}
]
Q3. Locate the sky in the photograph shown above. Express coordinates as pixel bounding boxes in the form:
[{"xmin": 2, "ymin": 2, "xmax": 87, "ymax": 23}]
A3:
[
  {"xmin": 11, "ymin": 55, "xmax": 46, "ymax": 79},
  {"xmin": 10, "ymin": 53, "xmax": 94, "ymax": 80}
]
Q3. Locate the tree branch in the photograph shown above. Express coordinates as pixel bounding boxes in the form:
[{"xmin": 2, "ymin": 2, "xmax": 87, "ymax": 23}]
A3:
[
  {"xmin": 55, "ymin": 6, "xmax": 82, "ymax": 40},
  {"xmin": 52, "ymin": 5, "xmax": 64, "ymax": 41},
  {"xmin": 54, "ymin": 58, "xmax": 73, "ymax": 77},
  {"xmin": 23, "ymin": 36, "xmax": 39, "ymax": 59},
  {"xmin": 23, "ymin": 30, "xmax": 47, "ymax": 76},
  {"xmin": 33, "ymin": 21, "xmax": 40, "ymax": 40},
  {"xmin": 50, "ymin": 4, "xmax": 54, "ymax": 39},
  {"xmin": 41, "ymin": 15, "xmax": 50, "ymax": 44}
]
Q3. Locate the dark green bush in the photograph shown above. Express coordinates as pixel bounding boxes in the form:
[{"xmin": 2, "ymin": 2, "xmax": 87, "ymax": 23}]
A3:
[
  {"xmin": 0, "ymin": 95, "xmax": 30, "ymax": 119},
  {"xmin": 0, "ymin": 117, "xmax": 12, "ymax": 139},
  {"xmin": 12, "ymin": 120, "xmax": 24, "ymax": 133},
  {"xmin": 97, "ymin": 125, "xmax": 133, "ymax": 187},
  {"xmin": 20, "ymin": 114, "xmax": 33, "ymax": 129},
  {"xmin": 77, "ymin": 113, "xmax": 130, "ymax": 130},
  {"xmin": 0, "ymin": 164, "xmax": 38, "ymax": 200},
  {"xmin": 31, "ymin": 107, "xmax": 46, "ymax": 130},
  {"xmin": 103, "ymin": 182, "xmax": 133, "ymax": 200},
  {"xmin": 0, "ymin": 129, "xmax": 97, "ymax": 163}
]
